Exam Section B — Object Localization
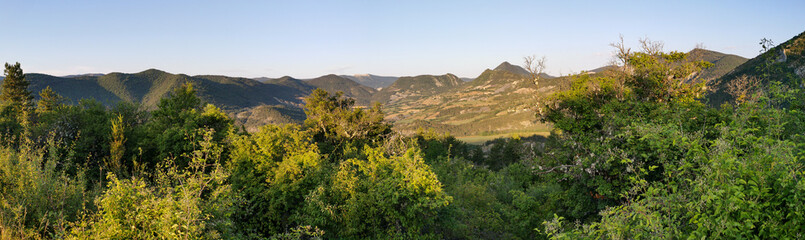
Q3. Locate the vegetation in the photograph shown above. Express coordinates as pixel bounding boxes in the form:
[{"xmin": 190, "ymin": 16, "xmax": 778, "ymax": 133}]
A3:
[{"xmin": 1, "ymin": 32, "xmax": 804, "ymax": 239}]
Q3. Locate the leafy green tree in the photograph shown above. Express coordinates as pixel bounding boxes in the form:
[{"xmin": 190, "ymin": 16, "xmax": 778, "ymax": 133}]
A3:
[
  {"xmin": 302, "ymin": 146, "xmax": 451, "ymax": 239},
  {"xmin": 141, "ymin": 83, "xmax": 232, "ymax": 169},
  {"xmin": 544, "ymin": 92, "xmax": 805, "ymax": 239},
  {"xmin": 228, "ymin": 124, "xmax": 325, "ymax": 237},
  {"xmin": 106, "ymin": 115, "xmax": 126, "ymax": 177},
  {"xmin": 303, "ymin": 88, "xmax": 390, "ymax": 156},
  {"xmin": 536, "ymin": 40, "xmax": 716, "ymax": 223}
]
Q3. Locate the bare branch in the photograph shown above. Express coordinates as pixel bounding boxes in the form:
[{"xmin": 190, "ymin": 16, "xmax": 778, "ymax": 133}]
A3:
[
  {"xmin": 639, "ymin": 37, "xmax": 664, "ymax": 56},
  {"xmin": 727, "ymin": 75, "xmax": 762, "ymax": 104},
  {"xmin": 524, "ymin": 55, "xmax": 546, "ymax": 85},
  {"xmin": 609, "ymin": 34, "xmax": 631, "ymax": 67}
]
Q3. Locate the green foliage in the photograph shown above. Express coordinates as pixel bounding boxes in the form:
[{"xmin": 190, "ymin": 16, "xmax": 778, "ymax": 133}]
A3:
[
  {"xmin": 1, "ymin": 62, "xmax": 33, "ymax": 114},
  {"xmin": 303, "ymin": 146, "xmax": 451, "ymax": 239},
  {"xmin": 545, "ymin": 97, "xmax": 805, "ymax": 239},
  {"xmin": 303, "ymin": 88, "xmax": 391, "ymax": 156},
  {"xmin": 306, "ymin": 75, "xmax": 377, "ymax": 106},
  {"xmin": 141, "ymin": 83, "xmax": 233, "ymax": 169},
  {"xmin": 69, "ymin": 129, "xmax": 235, "ymax": 239},
  {"xmin": 0, "ymin": 62, "xmax": 35, "ymax": 148},
  {"xmin": 268, "ymin": 225, "xmax": 324, "ymax": 240},
  {"xmin": 35, "ymin": 87, "xmax": 66, "ymax": 114},
  {"xmin": 539, "ymin": 36, "xmax": 805, "ymax": 238},
  {"xmin": 0, "ymin": 144, "xmax": 90, "ymax": 239},
  {"xmin": 228, "ymin": 124, "xmax": 325, "ymax": 237}
]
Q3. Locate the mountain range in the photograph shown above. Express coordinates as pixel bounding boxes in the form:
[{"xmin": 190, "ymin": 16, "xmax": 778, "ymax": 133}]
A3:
[{"xmin": 7, "ymin": 30, "xmax": 804, "ymax": 138}]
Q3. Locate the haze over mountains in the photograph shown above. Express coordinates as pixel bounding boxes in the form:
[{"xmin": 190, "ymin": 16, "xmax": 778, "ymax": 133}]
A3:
[{"xmin": 11, "ymin": 35, "xmax": 804, "ymax": 137}]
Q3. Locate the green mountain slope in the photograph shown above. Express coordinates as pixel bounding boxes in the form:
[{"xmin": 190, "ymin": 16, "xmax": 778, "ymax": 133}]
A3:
[
  {"xmin": 688, "ymin": 48, "xmax": 748, "ymax": 81},
  {"xmin": 306, "ymin": 74, "xmax": 378, "ymax": 105},
  {"xmin": 26, "ymin": 73, "xmax": 124, "ymax": 105},
  {"xmin": 264, "ymin": 76, "xmax": 316, "ymax": 93},
  {"xmin": 708, "ymin": 30, "xmax": 805, "ymax": 105},
  {"xmin": 371, "ymin": 74, "xmax": 463, "ymax": 104},
  {"xmin": 25, "ymin": 69, "xmax": 310, "ymax": 110},
  {"xmin": 341, "ymin": 74, "xmax": 398, "ymax": 89}
]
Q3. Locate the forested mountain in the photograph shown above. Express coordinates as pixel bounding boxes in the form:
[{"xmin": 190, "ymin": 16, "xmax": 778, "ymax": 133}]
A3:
[
  {"xmin": 25, "ymin": 69, "xmax": 308, "ymax": 110},
  {"xmin": 263, "ymin": 76, "xmax": 316, "ymax": 93},
  {"xmin": 341, "ymin": 74, "xmax": 398, "ymax": 89},
  {"xmin": 306, "ymin": 74, "xmax": 378, "ymax": 105},
  {"xmin": 688, "ymin": 48, "xmax": 748, "ymax": 81},
  {"xmin": 371, "ymin": 73, "xmax": 463, "ymax": 104}
]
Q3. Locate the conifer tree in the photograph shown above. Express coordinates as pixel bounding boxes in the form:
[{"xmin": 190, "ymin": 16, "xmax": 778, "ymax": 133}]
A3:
[
  {"xmin": 36, "ymin": 86, "xmax": 66, "ymax": 113},
  {"xmin": 1, "ymin": 62, "xmax": 34, "ymax": 112}
]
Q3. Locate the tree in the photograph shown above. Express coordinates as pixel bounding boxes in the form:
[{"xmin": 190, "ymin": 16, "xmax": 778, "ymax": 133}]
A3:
[
  {"xmin": 524, "ymin": 55, "xmax": 546, "ymax": 85},
  {"xmin": 536, "ymin": 38, "xmax": 716, "ymax": 223},
  {"xmin": 142, "ymin": 82, "xmax": 232, "ymax": 169},
  {"xmin": 303, "ymin": 146, "xmax": 451, "ymax": 239},
  {"xmin": 228, "ymin": 124, "xmax": 324, "ymax": 237},
  {"xmin": 303, "ymin": 89, "xmax": 391, "ymax": 155},
  {"xmin": 0, "ymin": 63, "xmax": 34, "ymax": 146},
  {"xmin": 36, "ymin": 86, "xmax": 66, "ymax": 113},
  {"xmin": 1, "ymin": 62, "xmax": 33, "ymax": 111}
]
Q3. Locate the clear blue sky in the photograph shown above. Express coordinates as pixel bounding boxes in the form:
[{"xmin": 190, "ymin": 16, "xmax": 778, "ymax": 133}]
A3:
[{"xmin": 2, "ymin": 0, "xmax": 804, "ymax": 79}]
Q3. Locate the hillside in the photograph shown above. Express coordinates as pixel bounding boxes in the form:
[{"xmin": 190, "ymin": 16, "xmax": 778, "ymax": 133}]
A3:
[
  {"xmin": 341, "ymin": 74, "xmax": 398, "ymax": 89},
  {"xmin": 708, "ymin": 30, "xmax": 805, "ymax": 105},
  {"xmin": 24, "ymin": 69, "xmax": 311, "ymax": 110},
  {"xmin": 382, "ymin": 63, "xmax": 571, "ymax": 137},
  {"xmin": 494, "ymin": 61, "xmax": 530, "ymax": 76},
  {"xmin": 494, "ymin": 61, "xmax": 554, "ymax": 79},
  {"xmin": 22, "ymin": 69, "xmax": 315, "ymax": 131},
  {"xmin": 228, "ymin": 104, "xmax": 305, "ymax": 132},
  {"xmin": 26, "ymin": 73, "xmax": 125, "ymax": 105},
  {"xmin": 688, "ymin": 48, "xmax": 748, "ymax": 81},
  {"xmin": 371, "ymin": 74, "xmax": 463, "ymax": 104},
  {"xmin": 306, "ymin": 74, "xmax": 378, "ymax": 105},
  {"xmin": 264, "ymin": 76, "xmax": 316, "ymax": 93}
]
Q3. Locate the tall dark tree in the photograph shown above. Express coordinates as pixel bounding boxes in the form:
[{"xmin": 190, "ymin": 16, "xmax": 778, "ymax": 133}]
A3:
[
  {"xmin": 0, "ymin": 62, "xmax": 34, "ymax": 146},
  {"xmin": 1, "ymin": 62, "xmax": 33, "ymax": 112}
]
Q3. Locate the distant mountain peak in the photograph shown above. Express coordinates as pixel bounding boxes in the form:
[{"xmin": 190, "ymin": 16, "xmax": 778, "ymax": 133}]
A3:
[
  {"xmin": 493, "ymin": 61, "xmax": 530, "ymax": 76},
  {"xmin": 142, "ymin": 68, "xmax": 166, "ymax": 73}
]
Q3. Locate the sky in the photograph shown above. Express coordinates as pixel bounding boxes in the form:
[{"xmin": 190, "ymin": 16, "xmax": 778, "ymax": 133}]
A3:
[{"xmin": 2, "ymin": 0, "xmax": 804, "ymax": 79}]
